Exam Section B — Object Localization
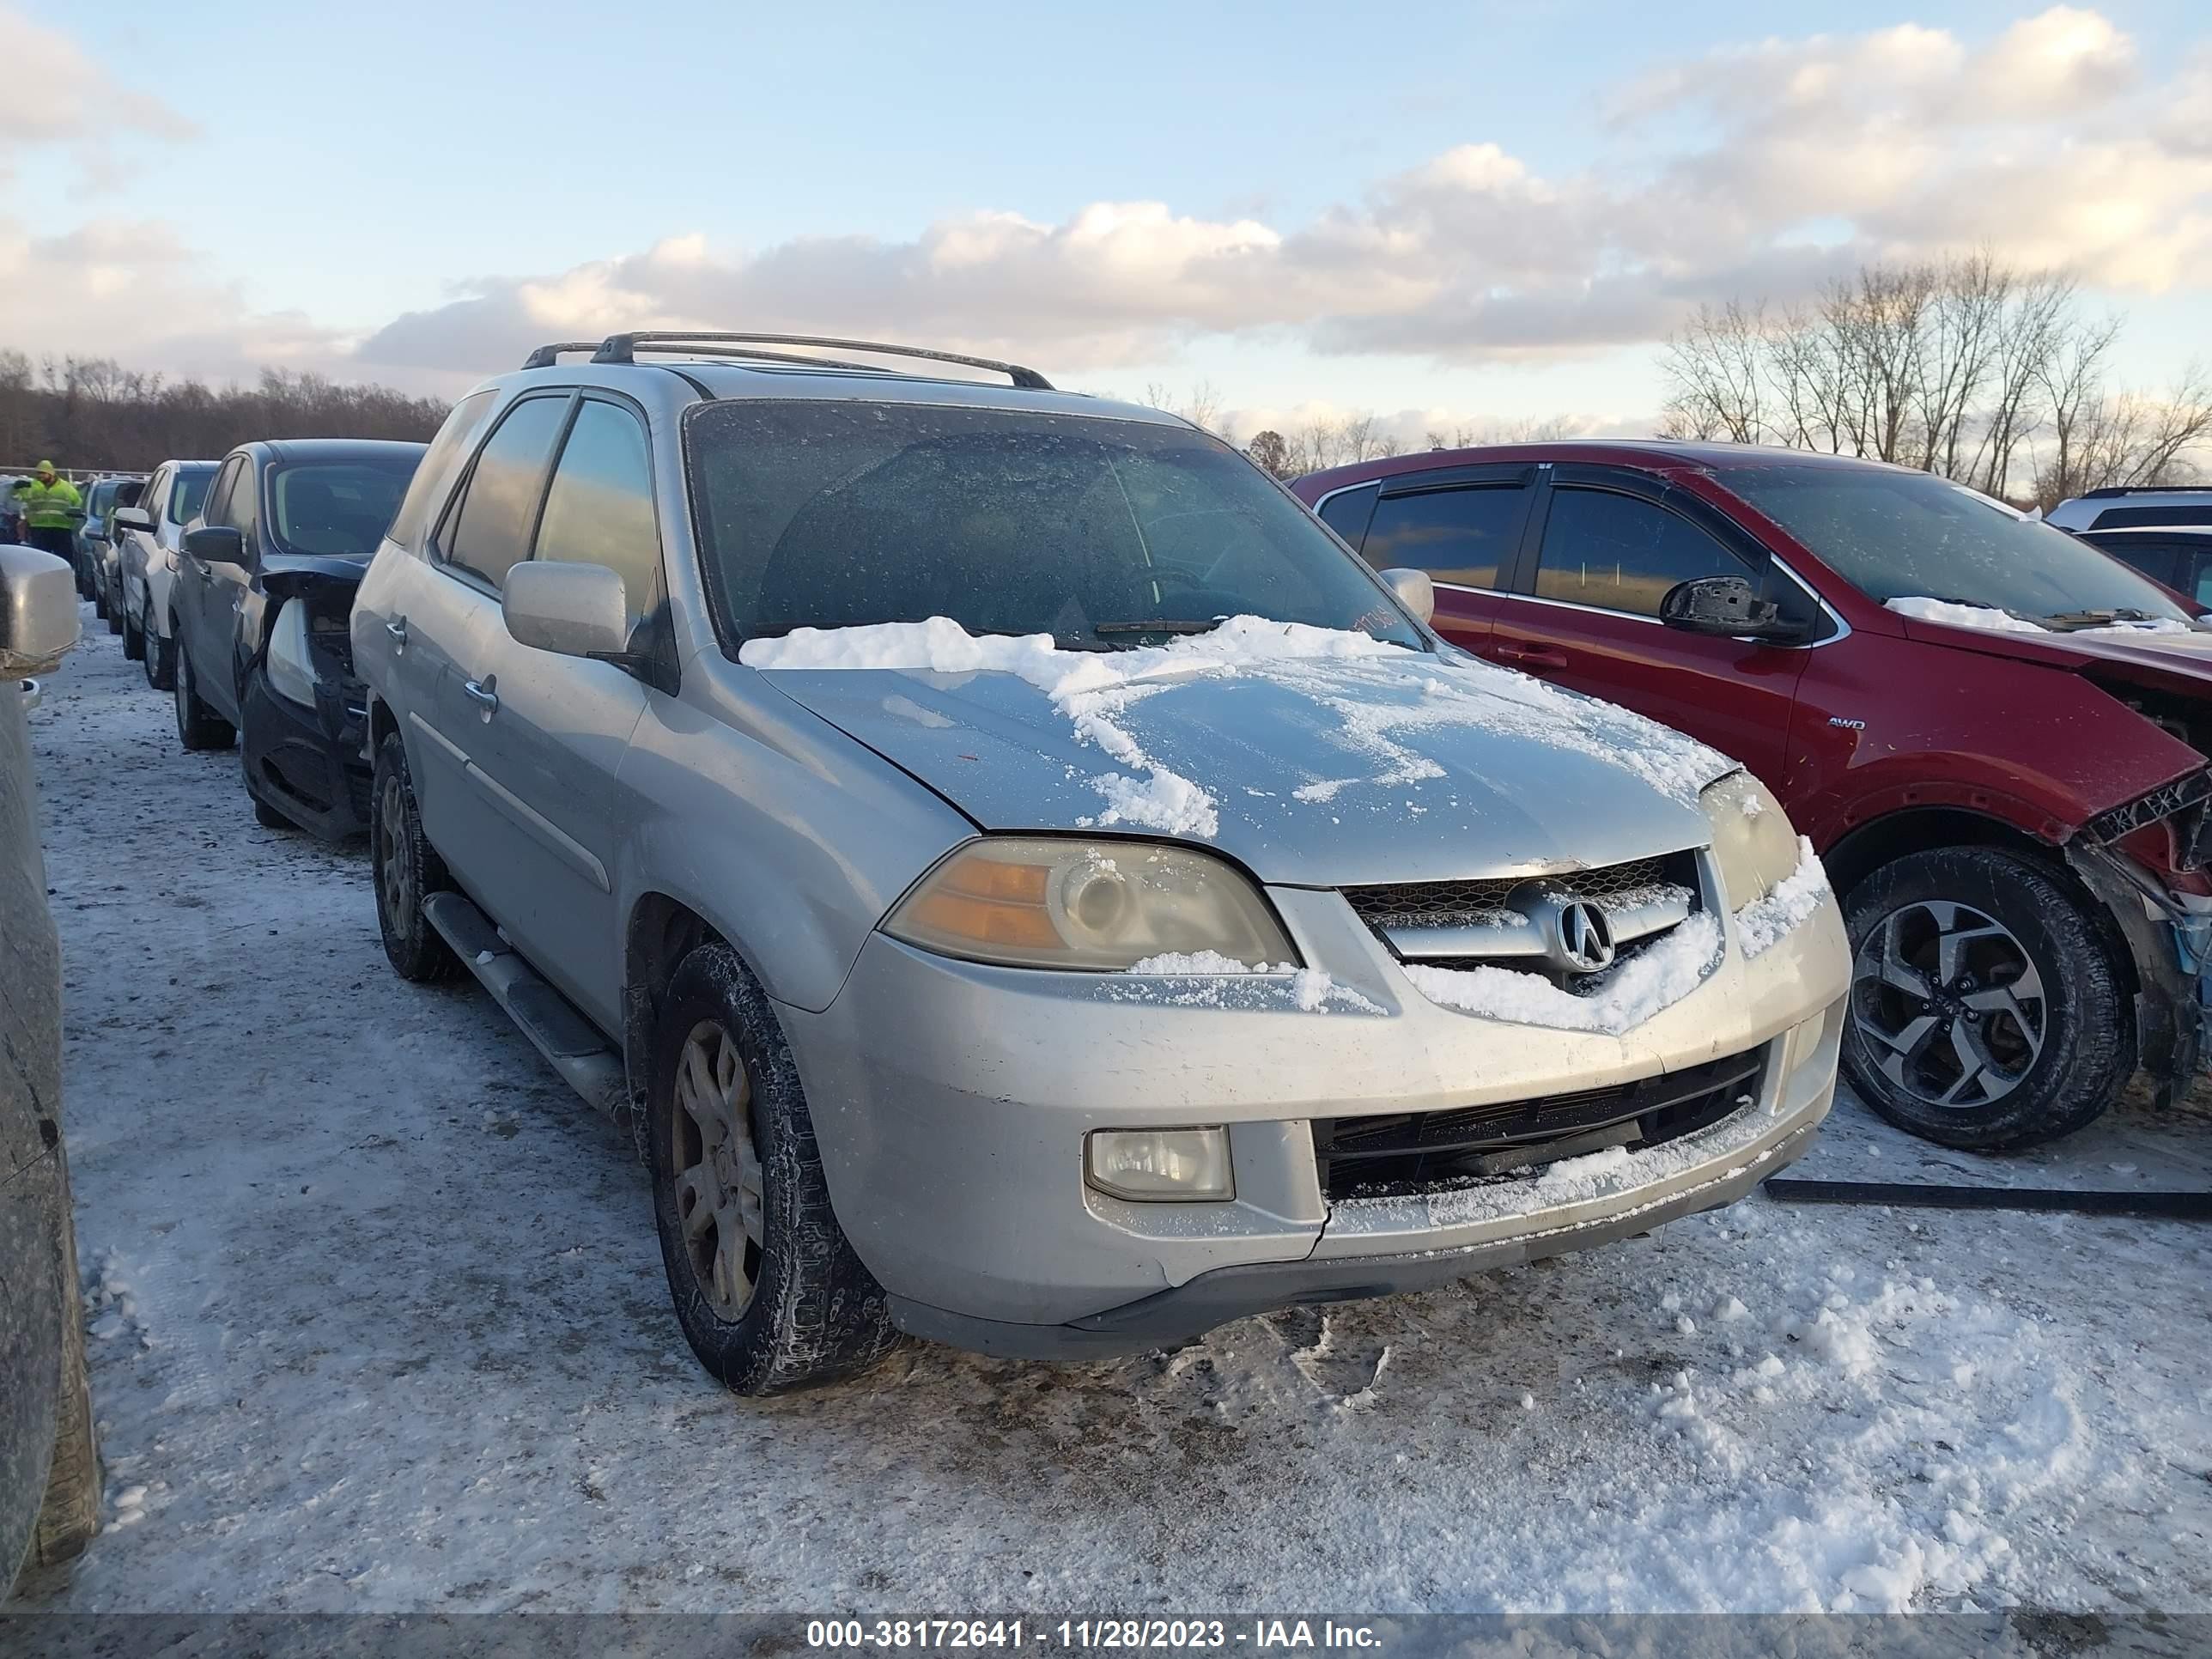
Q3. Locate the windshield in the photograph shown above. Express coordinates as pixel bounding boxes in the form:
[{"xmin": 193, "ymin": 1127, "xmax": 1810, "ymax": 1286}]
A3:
[
  {"xmin": 171, "ymin": 468, "xmax": 215, "ymax": 526},
  {"xmin": 686, "ymin": 400, "xmax": 1425, "ymax": 650},
  {"xmin": 270, "ymin": 459, "xmax": 419, "ymax": 558},
  {"xmin": 1723, "ymin": 464, "xmax": 2197, "ymax": 629}
]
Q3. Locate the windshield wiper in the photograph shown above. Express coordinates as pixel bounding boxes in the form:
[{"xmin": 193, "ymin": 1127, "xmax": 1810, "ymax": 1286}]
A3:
[
  {"xmin": 2044, "ymin": 607, "xmax": 2158, "ymax": 627},
  {"xmin": 1091, "ymin": 618, "xmax": 1227, "ymax": 637}
]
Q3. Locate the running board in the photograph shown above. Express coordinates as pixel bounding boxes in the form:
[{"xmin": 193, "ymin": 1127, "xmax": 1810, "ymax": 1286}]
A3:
[{"xmin": 422, "ymin": 891, "xmax": 629, "ymax": 1121}]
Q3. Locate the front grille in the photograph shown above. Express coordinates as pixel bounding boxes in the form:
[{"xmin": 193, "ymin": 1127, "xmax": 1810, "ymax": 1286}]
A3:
[
  {"xmin": 1345, "ymin": 851, "xmax": 1696, "ymax": 933},
  {"xmin": 1312, "ymin": 1047, "xmax": 1763, "ymax": 1200}
]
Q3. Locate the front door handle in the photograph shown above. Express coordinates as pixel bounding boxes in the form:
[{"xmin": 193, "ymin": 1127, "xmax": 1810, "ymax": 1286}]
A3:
[
  {"xmin": 1492, "ymin": 641, "xmax": 1569, "ymax": 671},
  {"xmin": 462, "ymin": 676, "xmax": 499, "ymax": 717},
  {"xmin": 386, "ymin": 617, "xmax": 408, "ymax": 646}
]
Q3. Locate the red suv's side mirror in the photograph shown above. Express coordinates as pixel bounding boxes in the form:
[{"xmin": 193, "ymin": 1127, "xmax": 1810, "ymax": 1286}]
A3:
[{"xmin": 1659, "ymin": 575, "xmax": 1809, "ymax": 643}]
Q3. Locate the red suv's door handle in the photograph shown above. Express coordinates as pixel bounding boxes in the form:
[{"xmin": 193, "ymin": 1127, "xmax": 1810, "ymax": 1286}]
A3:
[{"xmin": 1492, "ymin": 641, "xmax": 1569, "ymax": 671}]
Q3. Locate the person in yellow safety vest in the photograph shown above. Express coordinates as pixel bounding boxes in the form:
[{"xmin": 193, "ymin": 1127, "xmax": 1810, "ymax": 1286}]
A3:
[{"xmin": 14, "ymin": 461, "xmax": 84, "ymax": 562}]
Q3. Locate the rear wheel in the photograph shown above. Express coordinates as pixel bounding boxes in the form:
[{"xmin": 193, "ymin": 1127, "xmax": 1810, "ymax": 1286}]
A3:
[
  {"xmin": 91, "ymin": 575, "xmax": 108, "ymax": 623},
  {"xmin": 647, "ymin": 944, "xmax": 899, "ymax": 1394},
  {"xmin": 172, "ymin": 643, "xmax": 234, "ymax": 751},
  {"xmin": 1841, "ymin": 847, "xmax": 2128, "ymax": 1150},
  {"xmin": 144, "ymin": 605, "xmax": 174, "ymax": 690},
  {"xmin": 369, "ymin": 730, "xmax": 463, "ymax": 982},
  {"xmin": 122, "ymin": 603, "xmax": 144, "ymax": 663}
]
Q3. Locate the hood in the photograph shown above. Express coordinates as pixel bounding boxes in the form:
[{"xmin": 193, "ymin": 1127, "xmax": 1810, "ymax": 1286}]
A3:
[
  {"xmin": 1893, "ymin": 611, "xmax": 2212, "ymax": 699},
  {"xmin": 258, "ymin": 551, "xmax": 368, "ymax": 600},
  {"xmin": 744, "ymin": 618, "xmax": 1731, "ymax": 887}
]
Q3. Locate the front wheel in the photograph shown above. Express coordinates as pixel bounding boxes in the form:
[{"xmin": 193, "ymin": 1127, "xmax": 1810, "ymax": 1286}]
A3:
[
  {"xmin": 647, "ymin": 944, "xmax": 900, "ymax": 1395},
  {"xmin": 122, "ymin": 604, "xmax": 145, "ymax": 663},
  {"xmin": 1841, "ymin": 847, "xmax": 2129, "ymax": 1150},
  {"xmin": 172, "ymin": 643, "xmax": 234, "ymax": 751}
]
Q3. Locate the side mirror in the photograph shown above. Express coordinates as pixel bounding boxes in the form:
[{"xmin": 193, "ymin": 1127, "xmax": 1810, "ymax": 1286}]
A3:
[
  {"xmin": 112, "ymin": 507, "xmax": 152, "ymax": 532},
  {"xmin": 1377, "ymin": 566, "xmax": 1435, "ymax": 626},
  {"xmin": 183, "ymin": 526, "xmax": 247, "ymax": 567},
  {"xmin": 1, "ymin": 545, "xmax": 82, "ymax": 676},
  {"xmin": 1658, "ymin": 575, "xmax": 1805, "ymax": 642},
  {"xmin": 502, "ymin": 561, "xmax": 629, "ymax": 659}
]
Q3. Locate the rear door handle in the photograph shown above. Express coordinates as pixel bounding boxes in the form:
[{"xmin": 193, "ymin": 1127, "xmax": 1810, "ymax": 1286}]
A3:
[
  {"xmin": 1492, "ymin": 642, "xmax": 1569, "ymax": 670},
  {"xmin": 462, "ymin": 676, "xmax": 499, "ymax": 716}
]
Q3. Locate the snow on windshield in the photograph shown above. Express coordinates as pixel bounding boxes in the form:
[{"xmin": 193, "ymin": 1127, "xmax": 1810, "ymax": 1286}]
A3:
[{"xmin": 740, "ymin": 615, "xmax": 1735, "ymax": 837}]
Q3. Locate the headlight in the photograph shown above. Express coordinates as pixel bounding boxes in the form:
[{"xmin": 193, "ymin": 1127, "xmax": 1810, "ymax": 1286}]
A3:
[
  {"xmin": 1700, "ymin": 771, "xmax": 1802, "ymax": 908},
  {"xmin": 265, "ymin": 601, "xmax": 323, "ymax": 708},
  {"xmin": 885, "ymin": 837, "xmax": 1297, "ymax": 970}
]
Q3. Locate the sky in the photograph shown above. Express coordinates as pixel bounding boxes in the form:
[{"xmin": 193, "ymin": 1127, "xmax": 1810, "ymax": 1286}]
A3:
[{"xmin": 8, "ymin": 1, "xmax": 2210, "ymax": 442}]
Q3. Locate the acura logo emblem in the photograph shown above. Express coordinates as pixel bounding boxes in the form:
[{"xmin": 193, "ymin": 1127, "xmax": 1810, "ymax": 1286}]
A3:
[{"xmin": 1554, "ymin": 900, "xmax": 1616, "ymax": 974}]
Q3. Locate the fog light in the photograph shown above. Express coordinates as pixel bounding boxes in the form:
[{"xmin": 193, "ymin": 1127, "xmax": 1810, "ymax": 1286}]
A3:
[{"xmin": 1085, "ymin": 1127, "xmax": 1233, "ymax": 1201}]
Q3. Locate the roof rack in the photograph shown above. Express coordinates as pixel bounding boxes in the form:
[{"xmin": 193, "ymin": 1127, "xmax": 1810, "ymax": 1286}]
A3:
[
  {"xmin": 2082, "ymin": 485, "xmax": 2212, "ymax": 499},
  {"xmin": 584, "ymin": 331, "xmax": 1054, "ymax": 390},
  {"xmin": 520, "ymin": 342, "xmax": 606, "ymax": 370}
]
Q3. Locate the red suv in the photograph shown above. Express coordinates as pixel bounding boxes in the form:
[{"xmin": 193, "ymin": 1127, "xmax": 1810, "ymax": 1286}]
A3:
[{"xmin": 1293, "ymin": 441, "xmax": 2212, "ymax": 1149}]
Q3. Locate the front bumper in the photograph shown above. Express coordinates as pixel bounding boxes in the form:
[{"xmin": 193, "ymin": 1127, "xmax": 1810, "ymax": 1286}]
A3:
[
  {"xmin": 782, "ymin": 878, "xmax": 1850, "ymax": 1353},
  {"xmin": 240, "ymin": 670, "xmax": 370, "ymax": 839}
]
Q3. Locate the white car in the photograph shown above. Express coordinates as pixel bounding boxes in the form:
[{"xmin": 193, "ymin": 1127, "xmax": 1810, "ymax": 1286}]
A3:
[
  {"xmin": 112, "ymin": 459, "xmax": 216, "ymax": 690},
  {"xmin": 2045, "ymin": 487, "xmax": 2212, "ymax": 534}
]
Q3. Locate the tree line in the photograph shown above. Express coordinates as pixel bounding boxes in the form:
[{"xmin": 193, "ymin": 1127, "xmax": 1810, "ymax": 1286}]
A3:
[
  {"xmin": 1657, "ymin": 253, "xmax": 2211, "ymax": 507},
  {"xmin": 0, "ymin": 353, "xmax": 451, "ymax": 475}
]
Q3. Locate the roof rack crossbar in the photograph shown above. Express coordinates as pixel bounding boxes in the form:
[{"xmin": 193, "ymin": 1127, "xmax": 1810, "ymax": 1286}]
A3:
[
  {"xmin": 587, "ymin": 331, "xmax": 1054, "ymax": 390},
  {"xmin": 521, "ymin": 342, "xmax": 607, "ymax": 369}
]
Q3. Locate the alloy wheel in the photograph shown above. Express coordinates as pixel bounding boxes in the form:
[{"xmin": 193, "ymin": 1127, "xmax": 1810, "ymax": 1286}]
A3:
[
  {"xmin": 1852, "ymin": 899, "xmax": 2046, "ymax": 1109},
  {"xmin": 670, "ymin": 1020, "xmax": 765, "ymax": 1320},
  {"xmin": 376, "ymin": 771, "xmax": 413, "ymax": 926}
]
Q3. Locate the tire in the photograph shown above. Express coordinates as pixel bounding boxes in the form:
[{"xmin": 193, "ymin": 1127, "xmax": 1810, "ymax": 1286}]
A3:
[
  {"xmin": 172, "ymin": 642, "xmax": 234, "ymax": 751},
  {"xmin": 369, "ymin": 730, "xmax": 464, "ymax": 982},
  {"xmin": 647, "ymin": 944, "xmax": 900, "ymax": 1395},
  {"xmin": 252, "ymin": 794, "xmax": 291, "ymax": 830},
  {"xmin": 91, "ymin": 576, "xmax": 108, "ymax": 623},
  {"xmin": 104, "ymin": 584, "xmax": 122, "ymax": 635},
  {"xmin": 28, "ymin": 1146, "xmax": 98, "ymax": 1574},
  {"xmin": 1841, "ymin": 846, "xmax": 2128, "ymax": 1150},
  {"xmin": 122, "ymin": 605, "xmax": 145, "ymax": 663},
  {"xmin": 145, "ymin": 607, "xmax": 174, "ymax": 691}
]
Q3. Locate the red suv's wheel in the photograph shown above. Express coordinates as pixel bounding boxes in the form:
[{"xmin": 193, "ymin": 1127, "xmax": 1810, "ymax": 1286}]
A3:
[{"xmin": 1841, "ymin": 847, "xmax": 2128, "ymax": 1150}]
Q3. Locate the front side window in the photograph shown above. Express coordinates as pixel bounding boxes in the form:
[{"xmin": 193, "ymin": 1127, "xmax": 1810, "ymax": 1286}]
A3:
[
  {"xmin": 440, "ymin": 396, "xmax": 572, "ymax": 591},
  {"xmin": 1725, "ymin": 465, "xmax": 2197, "ymax": 629},
  {"xmin": 1363, "ymin": 485, "xmax": 1527, "ymax": 588},
  {"xmin": 686, "ymin": 401, "xmax": 1424, "ymax": 650},
  {"xmin": 1534, "ymin": 487, "xmax": 1746, "ymax": 616},
  {"xmin": 270, "ymin": 457, "xmax": 418, "ymax": 558},
  {"xmin": 217, "ymin": 459, "xmax": 261, "ymax": 542},
  {"xmin": 532, "ymin": 400, "xmax": 660, "ymax": 629}
]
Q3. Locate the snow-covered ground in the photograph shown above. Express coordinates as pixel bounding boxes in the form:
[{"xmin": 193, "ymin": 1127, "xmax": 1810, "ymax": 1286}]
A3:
[{"xmin": 16, "ymin": 614, "xmax": 2212, "ymax": 1614}]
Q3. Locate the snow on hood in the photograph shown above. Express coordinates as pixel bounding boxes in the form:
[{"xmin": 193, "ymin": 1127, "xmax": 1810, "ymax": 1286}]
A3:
[
  {"xmin": 739, "ymin": 616, "xmax": 1735, "ymax": 886},
  {"xmin": 1886, "ymin": 596, "xmax": 2192, "ymax": 637}
]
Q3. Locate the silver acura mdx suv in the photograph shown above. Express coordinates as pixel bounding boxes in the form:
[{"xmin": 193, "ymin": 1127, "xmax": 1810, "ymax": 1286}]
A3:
[{"xmin": 352, "ymin": 332, "xmax": 1850, "ymax": 1393}]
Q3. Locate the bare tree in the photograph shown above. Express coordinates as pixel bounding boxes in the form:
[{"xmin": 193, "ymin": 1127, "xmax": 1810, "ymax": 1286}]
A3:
[
  {"xmin": 1246, "ymin": 429, "xmax": 1291, "ymax": 477},
  {"xmin": 1142, "ymin": 380, "xmax": 1235, "ymax": 442},
  {"xmin": 1656, "ymin": 253, "xmax": 2212, "ymax": 504}
]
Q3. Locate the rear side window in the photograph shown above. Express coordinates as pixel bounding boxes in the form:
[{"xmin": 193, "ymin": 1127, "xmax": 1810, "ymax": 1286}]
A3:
[
  {"xmin": 169, "ymin": 469, "xmax": 213, "ymax": 526},
  {"xmin": 1364, "ymin": 486, "xmax": 1527, "ymax": 588},
  {"xmin": 1534, "ymin": 487, "xmax": 1747, "ymax": 616},
  {"xmin": 439, "ymin": 396, "xmax": 572, "ymax": 591},
  {"xmin": 2089, "ymin": 505, "xmax": 2212, "ymax": 530},
  {"xmin": 388, "ymin": 389, "xmax": 498, "ymax": 552},
  {"xmin": 1315, "ymin": 483, "xmax": 1378, "ymax": 549},
  {"xmin": 532, "ymin": 399, "xmax": 661, "ymax": 629},
  {"xmin": 2083, "ymin": 535, "xmax": 2181, "ymax": 589}
]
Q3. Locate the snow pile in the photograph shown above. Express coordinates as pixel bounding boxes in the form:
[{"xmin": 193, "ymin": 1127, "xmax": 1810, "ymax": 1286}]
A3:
[
  {"xmin": 1122, "ymin": 951, "xmax": 1383, "ymax": 1014},
  {"xmin": 742, "ymin": 615, "xmax": 1736, "ymax": 833},
  {"xmin": 1403, "ymin": 914, "xmax": 1722, "ymax": 1034},
  {"xmin": 1886, "ymin": 597, "xmax": 2050, "ymax": 634},
  {"xmin": 1735, "ymin": 837, "xmax": 1831, "ymax": 958}
]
